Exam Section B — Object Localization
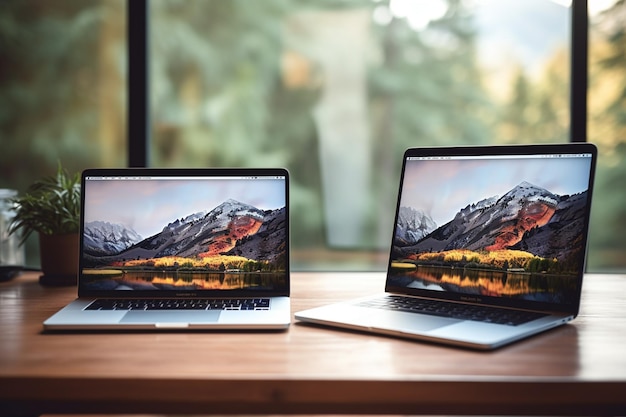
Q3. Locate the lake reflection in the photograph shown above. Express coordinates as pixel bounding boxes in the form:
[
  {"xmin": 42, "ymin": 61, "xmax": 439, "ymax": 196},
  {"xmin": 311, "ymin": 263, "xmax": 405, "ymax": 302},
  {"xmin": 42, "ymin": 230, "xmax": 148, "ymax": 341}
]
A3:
[
  {"xmin": 82, "ymin": 270, "xmax": 287, "ymax": 291},
  {"xmin": 388, "ymin": 265, "xmax": 579, "ymax": 304}
]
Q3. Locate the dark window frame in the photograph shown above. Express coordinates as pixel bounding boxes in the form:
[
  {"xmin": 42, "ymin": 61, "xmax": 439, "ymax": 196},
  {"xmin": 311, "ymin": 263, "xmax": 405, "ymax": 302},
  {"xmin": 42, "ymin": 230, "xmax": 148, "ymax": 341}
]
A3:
[
  {"xmin": 571, "ymin": 0, "xmax": 588, "ymax": 143},
  {"xmin": 127, "ymin": 0, "xmax": 150, "ymax": 167},
  {"xmin": 126, "ymin": 0, "xmax": 589, "ymax": 167}
]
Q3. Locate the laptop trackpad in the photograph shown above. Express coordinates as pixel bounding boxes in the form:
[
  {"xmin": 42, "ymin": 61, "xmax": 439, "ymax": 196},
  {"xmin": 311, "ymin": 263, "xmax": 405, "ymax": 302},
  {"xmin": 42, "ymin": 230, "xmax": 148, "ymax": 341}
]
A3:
[
  {"xmin": 368, "ymin": 309, "xmax": 460, "ymax": 332},
  {"xmin": 120, "ymin": 310, "xmax": 221, "ymax": 324}
]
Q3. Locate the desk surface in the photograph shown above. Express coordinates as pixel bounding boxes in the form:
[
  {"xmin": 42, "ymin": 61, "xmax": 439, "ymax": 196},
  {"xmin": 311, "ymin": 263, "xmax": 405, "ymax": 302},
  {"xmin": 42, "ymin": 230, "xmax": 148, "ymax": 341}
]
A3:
[{"xmin": 1, "ymin": 271, "xmax": 625, "ymax": 416}]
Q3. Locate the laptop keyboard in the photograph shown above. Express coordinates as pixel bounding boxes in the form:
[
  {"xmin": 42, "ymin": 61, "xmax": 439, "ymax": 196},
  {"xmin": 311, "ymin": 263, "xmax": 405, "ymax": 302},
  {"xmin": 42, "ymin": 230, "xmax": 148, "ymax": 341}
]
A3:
[
  {"xmin": 357, "ymin": 295, "xmax": 547, "ymax": 326},
  {"xmin": 85, "ymin": 298, "xmax": 271, "ymax": 311}
]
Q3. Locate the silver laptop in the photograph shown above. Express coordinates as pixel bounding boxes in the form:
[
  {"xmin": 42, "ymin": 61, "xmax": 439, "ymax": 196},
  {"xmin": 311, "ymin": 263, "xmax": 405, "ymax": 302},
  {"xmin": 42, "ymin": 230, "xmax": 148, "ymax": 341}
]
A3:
[
  {"xmin": 296, "ymin": 143, "xmax": 597, "ymax": 349},
  {"xmin": 44, "ymin": 168, "xmax": 290, "ymax": 331}
]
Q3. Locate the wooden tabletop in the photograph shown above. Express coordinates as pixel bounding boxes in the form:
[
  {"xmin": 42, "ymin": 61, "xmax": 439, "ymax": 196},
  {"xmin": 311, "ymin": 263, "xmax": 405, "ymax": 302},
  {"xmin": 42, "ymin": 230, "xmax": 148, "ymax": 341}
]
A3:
[{"xmin": 1, "ymin": 271, "xmax": 625, "ymax": 416}]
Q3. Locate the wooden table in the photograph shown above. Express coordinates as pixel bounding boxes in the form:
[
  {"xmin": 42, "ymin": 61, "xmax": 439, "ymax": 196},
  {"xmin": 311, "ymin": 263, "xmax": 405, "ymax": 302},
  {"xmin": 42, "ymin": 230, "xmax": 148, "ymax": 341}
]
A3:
[{"xmin": 1, "ymin": 271, "xmax": 625, "ymax": 416}]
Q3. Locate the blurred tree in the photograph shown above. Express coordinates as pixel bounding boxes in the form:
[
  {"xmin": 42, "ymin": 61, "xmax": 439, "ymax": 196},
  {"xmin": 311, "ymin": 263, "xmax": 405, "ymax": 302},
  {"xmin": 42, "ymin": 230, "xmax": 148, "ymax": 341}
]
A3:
[
  {"xmin": 0, "ymin": 0, "xmax": 125, "ymax": 190},
  {"xmin": 534, "ymin": 48, "xmax": 569, "ymax": 142},
  {"xmin": 499, "ymin": 66, "xmax": 534, "ymax": 143},
  {"xmin": 497, "ymin": 50, "xmax": 569, "ymax": 145},
  {"xmin": 587, "ymin": 0, "xmax": 626, "ymax": 270}
]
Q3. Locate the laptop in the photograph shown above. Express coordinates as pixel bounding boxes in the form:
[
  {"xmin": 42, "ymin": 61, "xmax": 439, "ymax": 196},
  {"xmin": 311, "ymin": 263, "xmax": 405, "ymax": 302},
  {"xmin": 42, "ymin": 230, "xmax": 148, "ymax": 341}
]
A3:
[
  {"xmin": 295, "ymin": 143, "xmax": 597, "ymax": 349},
  {"xmin": 44, "ymin": 167, "xmax": 291, "ymax": 331}
]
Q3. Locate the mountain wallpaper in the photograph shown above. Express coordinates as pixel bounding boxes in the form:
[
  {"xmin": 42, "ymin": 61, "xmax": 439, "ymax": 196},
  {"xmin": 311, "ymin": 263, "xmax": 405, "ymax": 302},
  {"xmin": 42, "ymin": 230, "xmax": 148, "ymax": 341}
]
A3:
[
  {"xmin": 393, "ymin": 181, "xmax": 588, "ymax": 272},
  {"xmin": 80, "ymin": 177, "xmax": 287, "ymax": 291},
  {"xmin": 84, "ymin": 199, "xmax": 286, "ymax": 272},
  {"xmin": 389, "ymin": 156, "xmax": 593, "ymax": 304}
]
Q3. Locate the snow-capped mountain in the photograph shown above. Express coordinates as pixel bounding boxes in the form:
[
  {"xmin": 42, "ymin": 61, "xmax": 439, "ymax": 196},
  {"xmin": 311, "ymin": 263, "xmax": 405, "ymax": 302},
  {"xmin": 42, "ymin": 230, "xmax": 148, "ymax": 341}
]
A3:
[
  {"xmin": 162, "ymin": 211, "xmax": 207, "ymax": 233},
  {"xmin": 83, "ymin": 199, "xmax": 286, "ymax": 267},
  {"xmin": 455, "ymin": 195, "xmax": 499, "ymax": 222},
  {"xmin": 510, "ymin": 191, "xmax": 589, "ymax": 262},
  {"xmin": 395, "ymin": 206, "xmax": 437, "ymax": 245},
  {"xmin": 225, "ymin": 206, "xmax": 287, "ymax": 262},
  {"xmin": 394, "ymin": 181, "xmax": 588, "ymax": 262},
  {"xmin": 83, "ymin": 221, "xmax": 143, "ymax": 256}
]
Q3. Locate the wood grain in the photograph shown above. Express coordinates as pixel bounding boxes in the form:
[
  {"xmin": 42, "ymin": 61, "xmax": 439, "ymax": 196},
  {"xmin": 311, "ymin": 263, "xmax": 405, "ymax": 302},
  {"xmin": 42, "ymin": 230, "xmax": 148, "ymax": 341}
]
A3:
[{"xmin": 1, "ymin": 272, "xmax": 625, "ymax": 415}]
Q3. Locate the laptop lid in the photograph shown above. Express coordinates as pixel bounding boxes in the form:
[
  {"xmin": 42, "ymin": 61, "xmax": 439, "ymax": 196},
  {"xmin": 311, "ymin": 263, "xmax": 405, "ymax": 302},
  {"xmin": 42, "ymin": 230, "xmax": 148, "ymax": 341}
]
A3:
[
  {"xmin": 387, "ymin": 143, "xmax": 597, "ymax": 316},
  {"xmin": 78, "ymin": 168, "xmax": 289, "ymax": 298}
]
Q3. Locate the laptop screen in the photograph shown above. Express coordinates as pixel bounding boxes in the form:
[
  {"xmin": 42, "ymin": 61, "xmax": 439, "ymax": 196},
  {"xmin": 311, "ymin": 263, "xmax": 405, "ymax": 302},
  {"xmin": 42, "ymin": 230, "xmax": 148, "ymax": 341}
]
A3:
[
  {"xmin": 387, "ymin": 144, "xmax": 596, "ymax": 311},
  {"xmin": 78, "ymin": 168, "xmax": 289, "ymax": 295}
]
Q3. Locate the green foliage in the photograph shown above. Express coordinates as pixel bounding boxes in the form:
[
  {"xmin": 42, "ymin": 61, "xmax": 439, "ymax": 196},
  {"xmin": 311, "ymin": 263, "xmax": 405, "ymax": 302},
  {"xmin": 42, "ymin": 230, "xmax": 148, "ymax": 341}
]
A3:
[
  {"xmin": 0, "ymin": 0, "xmax": 124, "ymax": 189},
  {"xmin": 9, "ymin": 163, "xmax": 81, "ymax": 243},
  {"xmin": 586, "ymin": 0, "xmax": 626, "ymax": 270}
]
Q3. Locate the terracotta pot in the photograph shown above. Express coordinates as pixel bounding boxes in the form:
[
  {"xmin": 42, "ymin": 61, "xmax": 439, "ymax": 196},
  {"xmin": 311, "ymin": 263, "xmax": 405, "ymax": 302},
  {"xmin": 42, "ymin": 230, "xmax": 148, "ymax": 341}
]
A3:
[{"xmin": 38, "ymin": 233, "xmax": 79, "ymax": 286}]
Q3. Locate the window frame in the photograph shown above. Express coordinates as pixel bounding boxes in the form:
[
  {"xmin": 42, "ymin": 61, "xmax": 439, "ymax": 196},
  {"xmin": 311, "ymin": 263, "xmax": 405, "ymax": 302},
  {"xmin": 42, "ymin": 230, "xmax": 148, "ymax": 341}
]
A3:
[{"xmin": 128, "ymin": 0, "xmax": 150, "ymax": 167}]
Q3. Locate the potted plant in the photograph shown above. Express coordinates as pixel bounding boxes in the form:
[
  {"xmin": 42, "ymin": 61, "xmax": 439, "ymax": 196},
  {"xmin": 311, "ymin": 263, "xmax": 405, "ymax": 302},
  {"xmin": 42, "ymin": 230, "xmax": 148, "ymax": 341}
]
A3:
[{"xmin": 9, "ymin": 163, "xmax": 81, "ymax": 286}]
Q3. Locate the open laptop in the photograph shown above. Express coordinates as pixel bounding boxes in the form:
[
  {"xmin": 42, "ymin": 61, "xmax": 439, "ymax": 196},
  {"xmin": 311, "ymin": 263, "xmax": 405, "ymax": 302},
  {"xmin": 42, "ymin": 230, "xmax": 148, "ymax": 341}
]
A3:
[
  {"xmin": 44, "ymin": 167, "xmax": 291, "ymax": 331},
  {"xmin": 295, "ymin": 143, "xmax": 597, "ymax": 349}
]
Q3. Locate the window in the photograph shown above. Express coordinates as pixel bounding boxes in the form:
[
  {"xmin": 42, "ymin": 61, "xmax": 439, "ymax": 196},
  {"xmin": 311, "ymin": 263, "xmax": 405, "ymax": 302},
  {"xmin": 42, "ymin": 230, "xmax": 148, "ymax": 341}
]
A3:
[{"xmin": 2, "ymin": 1, "xmax": 624, "ymax": 272}]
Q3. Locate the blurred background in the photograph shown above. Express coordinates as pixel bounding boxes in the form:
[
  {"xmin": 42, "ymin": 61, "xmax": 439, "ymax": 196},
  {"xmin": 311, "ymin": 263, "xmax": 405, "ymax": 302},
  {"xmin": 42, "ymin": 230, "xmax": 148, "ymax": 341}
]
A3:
[{"xmin": 0, "ymin": 0, "xmax": 624, "ymax": 272}]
